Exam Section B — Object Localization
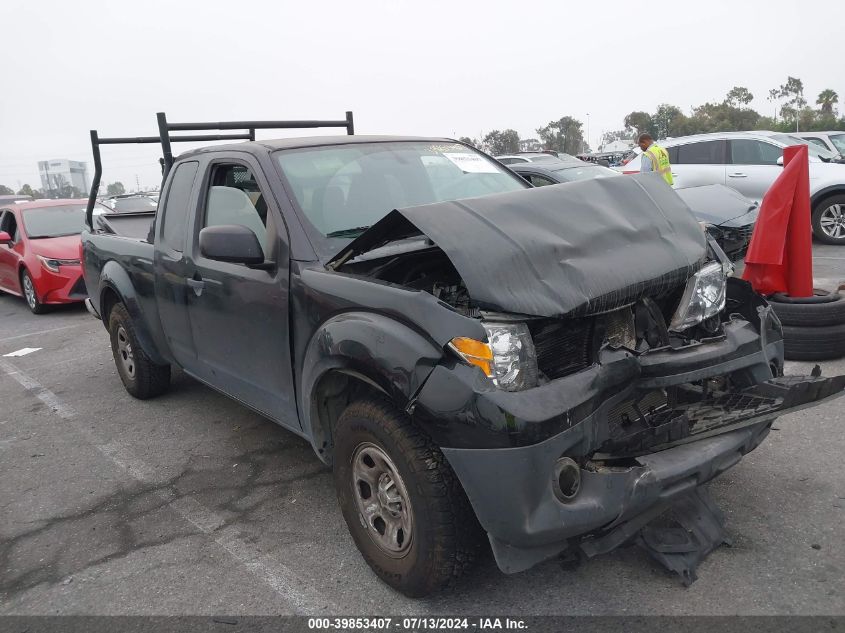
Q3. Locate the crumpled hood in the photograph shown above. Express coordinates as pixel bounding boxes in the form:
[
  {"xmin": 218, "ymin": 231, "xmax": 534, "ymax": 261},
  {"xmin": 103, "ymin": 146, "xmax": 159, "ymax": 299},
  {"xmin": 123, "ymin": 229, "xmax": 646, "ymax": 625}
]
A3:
[
  {"xmin": 674, "ymin": 184, "xmax": 759, "ymax": 227},
  {"xmin": 331, "ymin": 174, "xmax": 707, "ymax": 318}
]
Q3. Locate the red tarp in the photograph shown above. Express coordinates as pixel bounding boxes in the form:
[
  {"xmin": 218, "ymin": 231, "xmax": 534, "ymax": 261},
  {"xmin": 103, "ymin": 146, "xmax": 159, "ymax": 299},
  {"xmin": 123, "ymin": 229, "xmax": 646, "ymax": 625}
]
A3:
[{"xmin": 741, "ymin": 144, "xmax": 813, "ymax": 297}]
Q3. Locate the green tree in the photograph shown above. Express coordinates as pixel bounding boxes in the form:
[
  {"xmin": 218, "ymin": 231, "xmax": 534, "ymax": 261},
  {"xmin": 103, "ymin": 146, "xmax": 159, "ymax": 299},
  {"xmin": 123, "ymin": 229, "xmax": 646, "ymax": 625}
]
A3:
[
  {"xmin": 653, "ymin": 104, "xmax": 685, "ymax": 138},
  {"xmin": 17, "ymin": 184, "xmax": 36, "ymax": 197},
  {"xmin": 482, "ymin": 129, "xmax": 520, "ymax": 155},
  {"xmin": 107, "ymin": 182, "xmax": 126, "ymax": 196},
  {"xmin": 772, "ymin": 76, "xmax": 806, "ymax": 124},
  {"xmin": 457, "ymin": 136, "xmax": 480, "ymax": 148},
  {"xmin": 817, "ymin": 89, "xmax": 839, "ymax": 116},
  {"xmin": 623, "ymin": 111, "xmax": 655, "ymax": 138},
  {"xmin": 536, "ymin": 116, "xmax": 585, "ymax": 155},
  {"xmin": 0, "ymin": 185, "xmax": 14, "ymax": 195},
  {"xmin": 725, "ymin": 86, "xmax": 754, "ymax": 107}
]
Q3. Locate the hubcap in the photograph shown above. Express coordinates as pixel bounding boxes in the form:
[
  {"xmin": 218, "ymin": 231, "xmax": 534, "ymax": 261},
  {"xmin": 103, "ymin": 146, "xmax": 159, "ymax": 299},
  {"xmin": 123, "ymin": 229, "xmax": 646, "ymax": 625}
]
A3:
[
  {"xmin": 351, "ymin": 443, "xmax": 413, "ymax": 557},
  {"xmin": 820, "ymin": 204, "xmax": 845, "ymax": 239},
  {"xmin": 116, "ymin": 325, "xmax": 136, "ymax": 379},
  {"xmin": 22, "ymin": 274, "xmax": 36, "ymax": 309}
]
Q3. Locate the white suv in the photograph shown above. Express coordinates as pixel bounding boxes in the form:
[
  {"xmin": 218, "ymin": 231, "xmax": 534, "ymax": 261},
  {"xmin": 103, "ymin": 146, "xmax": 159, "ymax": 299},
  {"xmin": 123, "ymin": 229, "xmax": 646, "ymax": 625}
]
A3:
[
  {"xmin": 795, "ymin": 131, "xmax": 845, "ymax": 159},
  {"xmin": 618, "ymin": 131, "xmax": 845, "ymax": 244}
]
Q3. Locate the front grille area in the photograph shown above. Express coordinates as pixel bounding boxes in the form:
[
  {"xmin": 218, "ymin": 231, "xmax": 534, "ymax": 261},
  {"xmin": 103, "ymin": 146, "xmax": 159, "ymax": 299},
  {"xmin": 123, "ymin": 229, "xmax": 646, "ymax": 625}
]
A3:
[
  {"xmin": 68, "ymin": 276, "xmax": 88, "ymax": 299},
  {"xmin": 529, "ymin": 318, "xmax": 595, "ymax": 380},
  {"xmin": 716, "ymin": 224, "xmax": 755, "ymax": 260}
]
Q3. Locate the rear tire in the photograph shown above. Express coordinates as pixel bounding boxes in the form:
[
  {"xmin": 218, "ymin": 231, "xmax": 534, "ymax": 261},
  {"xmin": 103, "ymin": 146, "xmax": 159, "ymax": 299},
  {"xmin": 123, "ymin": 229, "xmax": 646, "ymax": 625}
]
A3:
[
  {"xmin": 812, "ymin": 195, "xmax": 845, "ymax": 245},
  {"xmin": 333, "ymin": 397, "xmax": 481, "ymax": 598},
  {"xmin": 108, "ymin": 303, "xmax": 170, "ymax": 399},
  {"xmin": 782, "ymin": 323, "xmax": 845, "ymax": 361},
  {"xmin": 21, "ymin": 269, "xmax": 47, "ymax": 314}
]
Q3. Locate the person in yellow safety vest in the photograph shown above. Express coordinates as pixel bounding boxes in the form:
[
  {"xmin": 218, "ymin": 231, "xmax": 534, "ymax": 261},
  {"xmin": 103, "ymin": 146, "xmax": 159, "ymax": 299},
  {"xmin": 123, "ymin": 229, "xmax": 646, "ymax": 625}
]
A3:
[{"xmin": 637, "ymin": 133, "xmax": 674, "ymax": 186}]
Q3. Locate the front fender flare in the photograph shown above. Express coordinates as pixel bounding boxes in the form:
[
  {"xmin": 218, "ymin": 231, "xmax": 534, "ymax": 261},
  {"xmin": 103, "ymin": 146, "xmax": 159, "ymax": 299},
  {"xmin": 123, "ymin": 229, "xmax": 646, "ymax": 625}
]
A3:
[{"xmin": 299, "ymin": 312, "xmax": 444, "ymax": 458}]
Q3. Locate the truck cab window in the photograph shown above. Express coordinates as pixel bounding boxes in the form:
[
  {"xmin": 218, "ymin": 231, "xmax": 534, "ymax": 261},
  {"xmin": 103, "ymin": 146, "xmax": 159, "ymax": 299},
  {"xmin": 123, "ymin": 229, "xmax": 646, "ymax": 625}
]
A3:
[
  {"xmin": 203, "ymin": 164, "xmax": 268, "ymax": 245},
  {"xmin": 161, "ymin": 161, "xmax": 198, "ymax": 252}
]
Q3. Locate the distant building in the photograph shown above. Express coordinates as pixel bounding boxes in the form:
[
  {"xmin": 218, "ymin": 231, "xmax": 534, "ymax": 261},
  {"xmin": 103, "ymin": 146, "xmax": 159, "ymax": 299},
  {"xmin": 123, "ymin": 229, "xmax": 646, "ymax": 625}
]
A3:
[
  {"xmin": 38, "ymin": 159, "xmax": 89, "ymax": 194},
  {"xmin": 600, "ymin": 140, "xmax": 634, "ymax": 153}
]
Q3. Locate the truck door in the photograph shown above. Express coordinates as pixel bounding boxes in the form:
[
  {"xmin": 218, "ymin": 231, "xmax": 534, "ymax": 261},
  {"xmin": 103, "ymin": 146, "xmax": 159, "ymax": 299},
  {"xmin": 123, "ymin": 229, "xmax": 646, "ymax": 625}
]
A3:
[
  {"xmin": 183, "ymin": 158, "xmax": 297, "ymax": 429},
  {"xmin": 154, "ymin": 160, "xmax": 200, "ymax": 368}
]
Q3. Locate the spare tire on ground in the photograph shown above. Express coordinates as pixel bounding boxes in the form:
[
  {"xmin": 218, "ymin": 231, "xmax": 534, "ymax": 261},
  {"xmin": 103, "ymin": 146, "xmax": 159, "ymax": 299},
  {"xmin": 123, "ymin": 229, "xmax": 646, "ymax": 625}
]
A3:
[
  {"xmin": 769, "ymin": 290, "xmax": 845, "ymax": 327},
  {"xmin": 781, "ymin": 323, "xmax": 845, "ymax": 361}
]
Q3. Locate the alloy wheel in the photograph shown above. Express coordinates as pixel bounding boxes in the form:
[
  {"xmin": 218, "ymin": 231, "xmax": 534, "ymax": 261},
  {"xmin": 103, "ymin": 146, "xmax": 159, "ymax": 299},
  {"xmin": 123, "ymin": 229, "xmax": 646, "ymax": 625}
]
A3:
[
  {"xmin": 22, "ymin": 273, "xmax": 36, "ymax": 309},
  {"xmin": 819, "ymin": 203, "xmax": 845, "ymax": 239}
]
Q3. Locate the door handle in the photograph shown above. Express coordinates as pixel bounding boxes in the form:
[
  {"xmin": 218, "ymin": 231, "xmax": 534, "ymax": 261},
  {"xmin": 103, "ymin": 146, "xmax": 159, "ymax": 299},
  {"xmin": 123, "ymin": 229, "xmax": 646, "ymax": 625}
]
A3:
[
  {"xmin": 728, "ymin": 173, "xmax": 747, "ymax": 178},
  {"xmin": 186, "ymin": 277, "xmax": 205, "ymax": 297}
]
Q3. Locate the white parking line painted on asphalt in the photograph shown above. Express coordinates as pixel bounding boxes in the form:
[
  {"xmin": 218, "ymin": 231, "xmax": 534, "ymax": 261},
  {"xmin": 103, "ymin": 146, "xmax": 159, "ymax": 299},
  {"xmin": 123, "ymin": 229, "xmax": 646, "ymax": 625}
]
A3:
[
  {"xmin": 0, "ymin": 359, "xmax": 76, "ymax": 419},
  {"xmin": 0, "ymin": 357, "xmax": 333, "ymax": 615},
  {"xmin": 0, "ymin": 323, "xmax": 88, "ymax": 344},
  {"xmin": 3, "ymin": 347, "xmax": 42, "ymax": 357}
]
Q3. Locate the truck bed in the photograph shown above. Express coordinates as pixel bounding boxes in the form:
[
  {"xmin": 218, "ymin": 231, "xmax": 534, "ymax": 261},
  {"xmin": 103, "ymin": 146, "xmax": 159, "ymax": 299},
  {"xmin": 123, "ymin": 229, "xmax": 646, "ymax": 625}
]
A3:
[{"xmin": 95, "ymin": 210, "xmax": 155, "ymax": 241}]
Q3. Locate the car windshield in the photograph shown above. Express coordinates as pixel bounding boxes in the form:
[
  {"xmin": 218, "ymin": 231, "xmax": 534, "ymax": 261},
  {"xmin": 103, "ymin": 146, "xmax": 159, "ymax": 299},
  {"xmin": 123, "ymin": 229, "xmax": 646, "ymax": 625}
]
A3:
[
  {"xmin": 770, "ymin": 134, "xmax": 838, "ymax": 160},
  {"xmin": 829, "ymin": 134, "xmax": 845, "ymax": 155},
  {"xmin": 22, "ymin": 204, "xmax": 87, "ymax": 238},
  {"xmin": 552, "ymin": 165, "xmax": 621, "ymax": 183},
  {"xmin": 275, "ymin": 141, "xmax": 528, "ymax": 238}
]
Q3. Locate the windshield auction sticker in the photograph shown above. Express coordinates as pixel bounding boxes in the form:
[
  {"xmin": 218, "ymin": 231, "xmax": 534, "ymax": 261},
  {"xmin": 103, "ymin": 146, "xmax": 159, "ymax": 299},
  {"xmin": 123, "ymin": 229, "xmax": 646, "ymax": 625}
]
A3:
[{"xmin": 442, "ymin": 152, "xmax": 499, "ymax": 173}]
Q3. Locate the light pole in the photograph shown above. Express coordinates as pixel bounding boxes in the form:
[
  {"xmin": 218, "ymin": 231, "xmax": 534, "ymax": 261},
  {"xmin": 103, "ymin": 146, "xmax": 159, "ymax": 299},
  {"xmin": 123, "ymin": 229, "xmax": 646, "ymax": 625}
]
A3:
[{"xmin": 586, "ymin": 113, "xmax": 591, "ymax": 152}]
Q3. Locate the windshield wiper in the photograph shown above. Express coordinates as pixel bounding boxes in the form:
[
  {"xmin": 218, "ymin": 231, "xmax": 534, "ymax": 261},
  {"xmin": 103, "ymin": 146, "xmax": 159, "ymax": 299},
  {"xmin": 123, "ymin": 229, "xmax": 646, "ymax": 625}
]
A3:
[
  {"xmin": 27, "ymin": 232, "xmax": 79, "ymax": 239},
  {"xmin": 326, "ymin": 226, "xmax": 370, "ymax": 238}
]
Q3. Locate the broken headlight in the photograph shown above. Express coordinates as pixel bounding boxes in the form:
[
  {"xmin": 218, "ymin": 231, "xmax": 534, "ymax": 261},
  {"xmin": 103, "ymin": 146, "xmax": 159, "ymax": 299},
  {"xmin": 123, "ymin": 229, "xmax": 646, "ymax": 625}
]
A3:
[
  {"xmin": 669, "ymin": 261, "xmax": 727, "ymax": 332},
  {"xmin": 449, "ymin": 322, "xmax": 538, "ymax": 391}
]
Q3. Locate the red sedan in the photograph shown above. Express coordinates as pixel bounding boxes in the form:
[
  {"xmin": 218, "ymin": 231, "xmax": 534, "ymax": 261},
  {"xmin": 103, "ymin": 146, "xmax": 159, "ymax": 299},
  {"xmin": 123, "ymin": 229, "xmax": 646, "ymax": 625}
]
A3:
[{"xmin": 0, "ymin": 199, "xmax": 101, "ymax": 314}]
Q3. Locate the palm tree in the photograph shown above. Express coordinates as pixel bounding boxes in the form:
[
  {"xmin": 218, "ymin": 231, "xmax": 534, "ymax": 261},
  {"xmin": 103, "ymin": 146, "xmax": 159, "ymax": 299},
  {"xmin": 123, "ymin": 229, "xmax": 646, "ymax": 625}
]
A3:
[{"xmin": 816, "ymin": 89, "xmax": 839, "ymax": 116}]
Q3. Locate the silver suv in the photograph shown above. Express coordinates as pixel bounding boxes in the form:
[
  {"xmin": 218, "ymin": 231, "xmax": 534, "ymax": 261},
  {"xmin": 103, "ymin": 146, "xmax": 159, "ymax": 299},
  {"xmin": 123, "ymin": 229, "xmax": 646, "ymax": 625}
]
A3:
[
  {"xmin": 618, "ymin": 131, "xmax": 845, "ymax": 244},
  {"xmin": 795, "ymin": 131, "xmax": 845, "ymax": 159}
]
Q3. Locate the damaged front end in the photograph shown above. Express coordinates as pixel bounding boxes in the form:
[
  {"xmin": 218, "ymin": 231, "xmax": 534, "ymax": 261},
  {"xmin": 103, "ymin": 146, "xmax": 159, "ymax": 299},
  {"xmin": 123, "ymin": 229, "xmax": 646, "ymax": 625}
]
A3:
[{"xmin": 328, "ymin": 175, "xmax": 845, "ymax": 582}]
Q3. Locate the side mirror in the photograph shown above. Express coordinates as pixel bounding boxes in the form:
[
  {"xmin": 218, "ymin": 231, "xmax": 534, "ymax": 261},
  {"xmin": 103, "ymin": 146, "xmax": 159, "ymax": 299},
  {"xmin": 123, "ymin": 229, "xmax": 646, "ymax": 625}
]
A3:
[
  {"xmin": 199, "ymin": 224, "xmax": 265, "ymax": 266},
  {"xmin": 776, "ymin": 156, "xmax": 784, "ymax": 166},
  {"xmin": 0, "ymin": 231, "xmax": 11, "ymax": 245}
]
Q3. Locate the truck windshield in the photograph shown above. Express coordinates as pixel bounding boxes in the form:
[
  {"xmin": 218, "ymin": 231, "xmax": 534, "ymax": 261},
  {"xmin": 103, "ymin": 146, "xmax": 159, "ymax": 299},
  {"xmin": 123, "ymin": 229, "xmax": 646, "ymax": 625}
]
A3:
[
  {"xmin": 275, "ymin": 141, "xmax": 527, "ymax": 238},
  {"xmin": 22, "ymin": 204, "xmax": 88, "ymax": 238}
]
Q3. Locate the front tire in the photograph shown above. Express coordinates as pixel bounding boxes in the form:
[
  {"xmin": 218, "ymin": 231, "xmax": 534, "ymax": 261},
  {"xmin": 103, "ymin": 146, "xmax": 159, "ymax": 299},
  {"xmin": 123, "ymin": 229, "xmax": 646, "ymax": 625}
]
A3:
[
  {"xmin": 812, "ymin": 195, "xmax": 845, "ymax": 245},
  {"xmin": 21, "ymin": 269, "xmax": 47, "ymax": 314},
  {"xmin": 333, "ymin": 397, "xmax": 481, "ymax": 598},
  {"xmin": 108, "ymin": 303, "xmax": 171, "ymax": 399}
]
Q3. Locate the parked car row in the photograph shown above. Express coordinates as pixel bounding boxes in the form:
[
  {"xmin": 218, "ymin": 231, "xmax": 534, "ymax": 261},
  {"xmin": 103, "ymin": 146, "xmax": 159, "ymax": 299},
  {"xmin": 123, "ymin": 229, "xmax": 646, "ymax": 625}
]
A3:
[{"xmin": 617, "ymin": 130, "xmax": 845, "ymax": 244}]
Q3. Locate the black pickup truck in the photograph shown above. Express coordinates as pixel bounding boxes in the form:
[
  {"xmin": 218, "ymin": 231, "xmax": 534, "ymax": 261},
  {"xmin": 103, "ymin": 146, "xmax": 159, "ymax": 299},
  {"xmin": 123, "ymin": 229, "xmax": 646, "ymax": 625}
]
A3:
[{"xmin": 81, "ymin": 113, "xmax": 844, "ymax": 597}]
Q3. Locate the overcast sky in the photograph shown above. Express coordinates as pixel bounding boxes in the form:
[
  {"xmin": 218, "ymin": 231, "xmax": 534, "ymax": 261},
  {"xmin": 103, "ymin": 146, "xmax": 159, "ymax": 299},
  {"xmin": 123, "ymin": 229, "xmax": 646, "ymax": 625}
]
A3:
[{"xmin": 1, "ymin": 0, "xmax": 843, "ymax": 191}]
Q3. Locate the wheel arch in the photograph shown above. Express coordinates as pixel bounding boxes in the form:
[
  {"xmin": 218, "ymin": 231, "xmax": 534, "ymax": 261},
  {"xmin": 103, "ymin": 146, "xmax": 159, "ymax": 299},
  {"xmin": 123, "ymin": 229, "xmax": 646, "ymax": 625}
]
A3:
[
  {"xmin": 299, "ymin": 312, "xmax": 445, "ymax": 465},
  {"xmin": 98, "ymin": 261, "xmax": 168, "ymax": 365},
  {"xmin": 811, "ymin": 186, "xmax": 845, "ymax": 211}
]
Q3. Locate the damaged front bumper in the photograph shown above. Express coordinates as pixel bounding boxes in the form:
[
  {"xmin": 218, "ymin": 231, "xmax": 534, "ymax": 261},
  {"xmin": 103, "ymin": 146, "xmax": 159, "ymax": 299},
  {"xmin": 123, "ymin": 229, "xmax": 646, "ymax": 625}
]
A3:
[{"xmin": 412, "ymin": 313, "xmax": 845, "ymax": 576}]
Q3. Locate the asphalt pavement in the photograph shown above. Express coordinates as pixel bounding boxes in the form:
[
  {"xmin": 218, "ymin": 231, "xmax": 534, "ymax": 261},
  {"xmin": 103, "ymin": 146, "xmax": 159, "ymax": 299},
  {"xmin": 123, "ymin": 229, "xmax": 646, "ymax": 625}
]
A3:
[{"xmin": 1, "ymin": 245, "xmax": 844, "ymax": 616}]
